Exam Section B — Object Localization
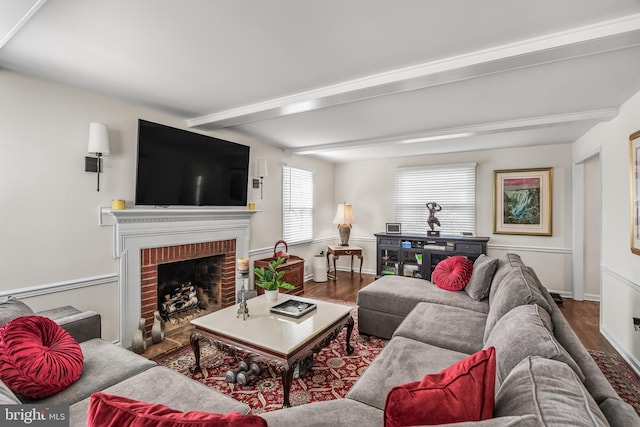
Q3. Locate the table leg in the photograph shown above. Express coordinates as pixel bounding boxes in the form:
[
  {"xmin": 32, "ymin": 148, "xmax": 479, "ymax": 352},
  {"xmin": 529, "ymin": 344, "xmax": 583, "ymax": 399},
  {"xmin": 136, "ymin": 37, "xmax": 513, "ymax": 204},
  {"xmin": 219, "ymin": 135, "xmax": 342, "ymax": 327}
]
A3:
[
  {"xmin": 358, "ymin": 254, "xmax": 363, "ymax": 280},
  {"xmin": 326, "ymin": 251, "xmax": 330, "ymax": 276},
  {"xmin": 189, "ymin": 331, "xmax": 203, "ymax": 374},
  {"xmin": 280, "ymin": 364, "xmax": 295, "ymax": 408},
  {"xmin": 350, "ymin": 255, "xmax": 354, "ymax": 273},
  {"xmin": 345, "ymin": 315, "xmax": 354, "ymax": 354},
  {"xmin": 332, "ymin": 255, "xmax": 337, "ymax": 281}
]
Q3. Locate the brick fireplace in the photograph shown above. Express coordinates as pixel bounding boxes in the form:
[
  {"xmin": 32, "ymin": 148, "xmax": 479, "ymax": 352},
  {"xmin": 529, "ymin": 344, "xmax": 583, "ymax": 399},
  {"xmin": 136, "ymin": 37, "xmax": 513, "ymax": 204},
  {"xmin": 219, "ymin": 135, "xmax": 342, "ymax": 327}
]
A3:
[
  {"xmin": 107, "ymin": 208, "xmax": 256, "ymax": 348},
  {"xmin": 140, "ymin": 240, "xmax": 236, "ymax": 333}
]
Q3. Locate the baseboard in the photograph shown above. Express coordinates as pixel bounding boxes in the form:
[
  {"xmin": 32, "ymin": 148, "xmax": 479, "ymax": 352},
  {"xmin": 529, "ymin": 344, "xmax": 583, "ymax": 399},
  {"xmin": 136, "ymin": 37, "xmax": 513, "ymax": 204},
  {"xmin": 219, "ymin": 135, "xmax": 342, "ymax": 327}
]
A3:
[{"xmin": 600, "ymin": 325, "xmax": 640, "ymax": 377}]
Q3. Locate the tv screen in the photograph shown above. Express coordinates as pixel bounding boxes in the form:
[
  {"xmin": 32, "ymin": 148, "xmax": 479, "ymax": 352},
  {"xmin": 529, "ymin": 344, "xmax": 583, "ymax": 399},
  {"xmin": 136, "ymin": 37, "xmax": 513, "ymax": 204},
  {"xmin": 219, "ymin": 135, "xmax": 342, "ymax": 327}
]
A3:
[{"xmin": 135, "ymin": 120, "xmax": 250, "ymax": 207}]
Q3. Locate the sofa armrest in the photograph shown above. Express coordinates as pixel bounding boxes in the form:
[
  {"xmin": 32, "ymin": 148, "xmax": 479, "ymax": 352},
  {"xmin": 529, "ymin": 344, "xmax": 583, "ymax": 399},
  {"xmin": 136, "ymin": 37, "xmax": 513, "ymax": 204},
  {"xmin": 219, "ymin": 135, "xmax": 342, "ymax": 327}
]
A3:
[
  {"xmin": 36, "ymin": 305, "xmax": 102, "ymax": 343},
  {"xmin": 51, "ymin": 311, "xmax": 102, "ymax": 343}
]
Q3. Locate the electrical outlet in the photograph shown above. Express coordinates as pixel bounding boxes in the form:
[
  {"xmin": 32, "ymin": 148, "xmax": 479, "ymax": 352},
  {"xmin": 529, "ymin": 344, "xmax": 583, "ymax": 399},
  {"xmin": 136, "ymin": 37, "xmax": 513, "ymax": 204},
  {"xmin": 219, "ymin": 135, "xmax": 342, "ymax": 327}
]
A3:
[{"xmin": 633, "ymin": 317, "xmax": 640, "ymax": 332}]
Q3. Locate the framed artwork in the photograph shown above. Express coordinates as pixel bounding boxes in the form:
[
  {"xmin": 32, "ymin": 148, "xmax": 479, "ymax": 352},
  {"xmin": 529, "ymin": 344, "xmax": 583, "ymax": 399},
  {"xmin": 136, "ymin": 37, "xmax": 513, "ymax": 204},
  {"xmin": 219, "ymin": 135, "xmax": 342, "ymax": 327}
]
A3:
[
  {"xmin": 630, "ymin": 130, "xmax": 640, "ymax": 254},
  {"xmin": 493, "ymin": 168, "xmax": 553, "ymax": 236}
]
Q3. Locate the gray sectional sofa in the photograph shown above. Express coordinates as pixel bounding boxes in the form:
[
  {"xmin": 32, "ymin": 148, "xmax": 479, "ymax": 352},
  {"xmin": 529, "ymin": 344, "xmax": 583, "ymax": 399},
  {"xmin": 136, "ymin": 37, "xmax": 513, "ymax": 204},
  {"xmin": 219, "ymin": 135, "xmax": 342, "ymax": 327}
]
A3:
[
  {"xmin": 261, "ymin": 253, "xmax": 640, "ymax": 426},
  {"xmin": 0, "ymin": 299, "xmax": 251, "ymax": 426},
  {"xmin": 1, "ymin": 252, "xmax": 639, "ymax": 426}
]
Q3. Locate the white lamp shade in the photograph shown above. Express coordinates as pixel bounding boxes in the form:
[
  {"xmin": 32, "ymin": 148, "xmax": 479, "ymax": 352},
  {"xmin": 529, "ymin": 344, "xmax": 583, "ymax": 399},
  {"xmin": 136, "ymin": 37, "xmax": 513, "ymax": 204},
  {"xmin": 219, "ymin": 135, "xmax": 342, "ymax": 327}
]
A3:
[
  {"xmin": 333, "ymin": 203, "xmax": 355, "ymax": 225},
  {"xmin": 257, "ymin": 159, "xmax": 268, "ymax": 178},
  {"xmin": 88, "ymin": 122, "xmax": 110, "ymax": 155}
]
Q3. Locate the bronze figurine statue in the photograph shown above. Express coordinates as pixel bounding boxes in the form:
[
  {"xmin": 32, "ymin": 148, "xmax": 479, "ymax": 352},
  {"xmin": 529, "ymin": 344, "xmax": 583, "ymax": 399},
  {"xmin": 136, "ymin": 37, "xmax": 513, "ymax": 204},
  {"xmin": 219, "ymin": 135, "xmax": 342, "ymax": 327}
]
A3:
[{"xmin": 426, "ymin": 202, "xmax": 442, "ymax": 232}]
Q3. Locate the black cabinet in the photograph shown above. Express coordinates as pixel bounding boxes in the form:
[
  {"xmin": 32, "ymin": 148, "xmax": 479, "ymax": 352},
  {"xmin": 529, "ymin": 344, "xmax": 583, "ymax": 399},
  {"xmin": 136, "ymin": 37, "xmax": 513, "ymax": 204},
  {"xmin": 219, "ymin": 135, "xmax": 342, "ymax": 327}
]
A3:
[{"xmin": 375, "ymin": 232, "xmax": 489, "ymax": 281}]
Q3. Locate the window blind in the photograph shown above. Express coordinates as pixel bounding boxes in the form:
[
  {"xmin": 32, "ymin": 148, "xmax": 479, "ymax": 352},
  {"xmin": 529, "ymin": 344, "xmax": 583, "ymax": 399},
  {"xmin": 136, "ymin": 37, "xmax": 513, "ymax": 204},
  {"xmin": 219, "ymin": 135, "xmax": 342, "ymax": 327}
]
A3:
[
  {"xmin": 283, "ymin": 166, "xmax": 314, "ymax": 244},
  {"xmin": 395, "ymin": 163, "xmax": 476, "ymax": 234}
]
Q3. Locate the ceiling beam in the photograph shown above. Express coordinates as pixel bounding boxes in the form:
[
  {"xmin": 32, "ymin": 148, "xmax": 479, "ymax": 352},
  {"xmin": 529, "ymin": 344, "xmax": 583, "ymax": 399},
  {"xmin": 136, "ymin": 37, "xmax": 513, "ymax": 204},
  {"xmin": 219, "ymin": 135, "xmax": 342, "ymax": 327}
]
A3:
[
  {"xmin": 284, "ymin": 109, "xmax": 618, "ymax": 155},
  {"xmin": 188, "ymin": 14, "xmax": 640, "ymax": 130},
  {"xmin": 0, "ymin": 0, "xmax": 48, "ymax": 49}
]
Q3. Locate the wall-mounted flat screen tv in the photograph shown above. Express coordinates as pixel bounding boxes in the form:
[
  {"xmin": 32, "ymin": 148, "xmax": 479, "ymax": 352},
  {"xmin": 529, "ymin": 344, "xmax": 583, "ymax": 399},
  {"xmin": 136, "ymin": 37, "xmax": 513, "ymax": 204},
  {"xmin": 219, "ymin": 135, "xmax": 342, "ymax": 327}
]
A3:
[{"xmin": 135, "ymin": 119, "xmax": 250, "ymax": 206}]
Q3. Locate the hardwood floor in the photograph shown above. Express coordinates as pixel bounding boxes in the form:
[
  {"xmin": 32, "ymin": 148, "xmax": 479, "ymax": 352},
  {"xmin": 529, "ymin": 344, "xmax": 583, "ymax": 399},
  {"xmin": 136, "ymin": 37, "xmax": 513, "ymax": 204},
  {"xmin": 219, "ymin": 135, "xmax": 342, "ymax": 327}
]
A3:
[{"xmin": 303, "ymin": 270, "xmax": 618, "ymax": 353}]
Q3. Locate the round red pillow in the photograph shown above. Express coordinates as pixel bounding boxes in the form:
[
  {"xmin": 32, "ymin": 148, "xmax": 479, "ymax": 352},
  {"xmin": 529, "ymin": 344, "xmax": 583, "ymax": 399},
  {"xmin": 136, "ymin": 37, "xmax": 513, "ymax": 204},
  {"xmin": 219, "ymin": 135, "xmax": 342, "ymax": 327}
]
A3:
[
  {"xmin": 0, "ymin": 315, "xmax": 83, "ymax": 398},
  {"xmin": 432, "ymin": 256, "xmax": 474, "ymax": 291}
]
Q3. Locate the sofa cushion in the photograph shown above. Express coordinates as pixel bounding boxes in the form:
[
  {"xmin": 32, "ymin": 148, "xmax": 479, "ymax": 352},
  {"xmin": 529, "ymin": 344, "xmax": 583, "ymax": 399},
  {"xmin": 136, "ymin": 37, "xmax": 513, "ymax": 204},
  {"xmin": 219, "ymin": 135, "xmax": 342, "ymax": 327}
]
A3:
[
  {"xmin": 87, "ymin": 392, "xmax": 266, "ymax": 427},
  {"xmin": 487, "ymin": 253, "xmax": 526, "ymax": 304},
  {"xmin": 259, "ymin": 399, "xmax": 384, "ymax": 427},
  {"xmin": 34, "ymin": 338, "xmax": 156, "ymax": 405},
  {"xmin": 495, "ymin": 357, "xmax": 609, "ymax": 426},
  {"xmin": 0, "ymin": 315, "xmax": 84, "ymax": 398},
  {"xmin": 0, "ymin": 380, "xmax": 20, "ymax": 404},
  {"xmin": 465, "ymin": 254, "xmax": 499, "ymax": 301},
  {"xmin": 357, "ymin": 275, "xmax": 489, "ymax": 317},
  {"xmin": 432, "ymin": 256, "xmax": 474, "ymax": 291},
  {"xmin": 393, "ymin": 302, "xmax": 486, "ymax": 355},
  {"xmin": 347, "ymin": 336, "xmax": 468, "ymax": 410},
  {"xmin": 483, "ymin": 266, "xmax": 551, "ymax": 342},
  {"xmin": 485, "ymin": 304, "xmax": 584, "ymax": 385},
  {"xmin": 0, "ymin": 296, "xmax": 34, "ymax": 326},
  {"xmin": 70, "ymin": 366, "xmax": 251, "ymax": 426},
  {"xmin": 384, "ymin": 347, "xmax": 495, "ymax": 427}
]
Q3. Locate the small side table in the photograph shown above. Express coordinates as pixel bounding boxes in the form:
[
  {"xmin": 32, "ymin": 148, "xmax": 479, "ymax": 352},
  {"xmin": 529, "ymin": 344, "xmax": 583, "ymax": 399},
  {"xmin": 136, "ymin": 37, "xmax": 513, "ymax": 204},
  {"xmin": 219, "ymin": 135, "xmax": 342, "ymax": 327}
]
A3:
[{"xmin": 327, "ymin": 244, "xmax": 363, "ymax": 281}]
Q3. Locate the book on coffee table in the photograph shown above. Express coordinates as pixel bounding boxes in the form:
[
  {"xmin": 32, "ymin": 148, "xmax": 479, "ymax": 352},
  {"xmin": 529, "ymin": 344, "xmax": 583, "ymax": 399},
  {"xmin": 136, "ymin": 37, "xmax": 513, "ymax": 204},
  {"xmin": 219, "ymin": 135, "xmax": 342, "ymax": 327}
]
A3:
[{"xmin": 270, "ymin": 298, "xmax": 317, "ymax": 318}]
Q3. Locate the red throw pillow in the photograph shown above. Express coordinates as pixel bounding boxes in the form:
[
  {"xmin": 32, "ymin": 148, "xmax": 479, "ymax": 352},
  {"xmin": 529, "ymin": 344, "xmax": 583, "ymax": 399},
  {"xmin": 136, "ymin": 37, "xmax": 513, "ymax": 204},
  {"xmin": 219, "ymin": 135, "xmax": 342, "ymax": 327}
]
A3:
[
  {"xmin": 87, "ymin": 392, "xmax": 267, "ymax": 427},
  {"xmin": 384, "ymin": 347, "xmax": 496, "ymax": 427},
  {"xmin": 0, "ymin": 315, "xmax": 83, "ymax": 398},
  {"xmin": 432, "ymin": 256, "xmax": 473, "ymax": 291}
]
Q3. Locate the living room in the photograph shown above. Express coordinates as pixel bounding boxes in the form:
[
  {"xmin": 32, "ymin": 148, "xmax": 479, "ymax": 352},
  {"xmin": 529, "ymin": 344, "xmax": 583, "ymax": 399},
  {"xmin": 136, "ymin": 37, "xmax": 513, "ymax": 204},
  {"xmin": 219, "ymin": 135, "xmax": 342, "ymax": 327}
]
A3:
[{"xmin": 1, "ymin": 2, "xmax": 640, "ymax": 423}]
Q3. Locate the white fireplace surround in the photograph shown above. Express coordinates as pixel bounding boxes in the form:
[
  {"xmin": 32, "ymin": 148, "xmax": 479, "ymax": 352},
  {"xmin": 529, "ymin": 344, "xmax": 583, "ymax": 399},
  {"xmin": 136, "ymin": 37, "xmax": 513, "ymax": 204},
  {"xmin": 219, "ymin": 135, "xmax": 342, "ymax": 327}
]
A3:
[{"xmin": 108, "ymin": 207, "xmax": 257, "ymax": 348}]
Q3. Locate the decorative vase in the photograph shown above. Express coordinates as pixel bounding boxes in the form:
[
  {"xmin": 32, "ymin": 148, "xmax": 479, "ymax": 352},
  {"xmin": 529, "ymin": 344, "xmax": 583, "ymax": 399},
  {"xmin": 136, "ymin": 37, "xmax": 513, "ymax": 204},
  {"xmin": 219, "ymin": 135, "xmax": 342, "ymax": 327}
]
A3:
[
  {"xmin": 132, "ymin": 318, "xmax": 147, "ymax": 354},
  {"xmin": 151, "ymin": 310, "xmax": 165, "ymax": 344},
  {"xmin": 264, "ymin": 289, "xmax": 279, "ymax": 302}
]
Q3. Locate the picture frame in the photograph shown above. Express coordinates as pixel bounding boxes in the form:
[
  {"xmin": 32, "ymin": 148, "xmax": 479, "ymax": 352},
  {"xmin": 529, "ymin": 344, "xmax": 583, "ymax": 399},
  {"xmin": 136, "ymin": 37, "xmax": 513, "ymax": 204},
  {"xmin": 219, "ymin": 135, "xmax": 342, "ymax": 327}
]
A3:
[
  {"xmin": 386, "ymin": 223, "xmax": 401, "ymax": 234},
  {"xmin": 630, "ymin": 130, "xmax": 640, "ymax": 254},
  {"xmin": 493, "ymin": 168, "xmax": 552, "ymax": 236}
]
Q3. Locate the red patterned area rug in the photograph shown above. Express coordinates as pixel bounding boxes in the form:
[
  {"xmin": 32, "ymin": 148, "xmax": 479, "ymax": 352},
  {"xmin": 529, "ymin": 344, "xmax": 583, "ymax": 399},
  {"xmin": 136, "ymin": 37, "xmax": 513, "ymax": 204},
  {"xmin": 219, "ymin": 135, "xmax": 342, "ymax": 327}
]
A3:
[
  {"xmin": 155, "ymin": 304, "xmax": 387, "ymax": 414},
  {"xmin": 588, "ymin": 349, "xmax": 640, "ymax": 416}
]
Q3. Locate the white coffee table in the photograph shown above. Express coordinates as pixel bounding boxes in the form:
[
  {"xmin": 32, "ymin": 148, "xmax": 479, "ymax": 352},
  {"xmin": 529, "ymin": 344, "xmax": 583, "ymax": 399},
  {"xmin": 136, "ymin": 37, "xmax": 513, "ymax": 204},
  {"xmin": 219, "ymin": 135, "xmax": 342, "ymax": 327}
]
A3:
[{"xmin": 190, "ymin": 294, "xmax": 354, "ymax": 407}]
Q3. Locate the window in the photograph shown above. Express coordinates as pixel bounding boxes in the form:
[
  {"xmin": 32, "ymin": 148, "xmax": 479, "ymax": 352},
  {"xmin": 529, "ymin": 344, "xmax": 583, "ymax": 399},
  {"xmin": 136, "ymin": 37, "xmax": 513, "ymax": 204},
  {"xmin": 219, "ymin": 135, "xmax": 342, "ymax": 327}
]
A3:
[
  {"xmin": 395, "ymin": 163, "xmax": 476, "ymax": 234},
  {"xmin": 283, "ymin": 166, "xmax": 314, "ymax": 243}
]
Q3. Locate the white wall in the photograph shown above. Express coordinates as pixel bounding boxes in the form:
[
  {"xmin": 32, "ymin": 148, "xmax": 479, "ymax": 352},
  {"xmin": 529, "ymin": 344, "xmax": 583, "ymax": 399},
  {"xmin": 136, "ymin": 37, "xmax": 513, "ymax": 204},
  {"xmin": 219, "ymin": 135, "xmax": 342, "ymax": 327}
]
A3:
[
  {"xmin": 0, "ymin": 69, "xmax": 335, "ymax": 342},
  {"xmin": 335, "ymin": 143, "xmax": 574, "ymax": 294},
  {"xmin": 574, "ymin": 88, "xmax": 640, "ymax": 371}
]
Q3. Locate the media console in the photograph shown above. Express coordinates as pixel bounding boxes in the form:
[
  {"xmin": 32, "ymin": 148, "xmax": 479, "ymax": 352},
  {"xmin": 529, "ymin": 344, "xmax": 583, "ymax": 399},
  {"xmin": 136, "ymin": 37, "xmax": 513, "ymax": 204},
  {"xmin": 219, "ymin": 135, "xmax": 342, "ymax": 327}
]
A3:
[{"xmin": 375, "ymin": 232, "xmax": 489, "ymax": 281}]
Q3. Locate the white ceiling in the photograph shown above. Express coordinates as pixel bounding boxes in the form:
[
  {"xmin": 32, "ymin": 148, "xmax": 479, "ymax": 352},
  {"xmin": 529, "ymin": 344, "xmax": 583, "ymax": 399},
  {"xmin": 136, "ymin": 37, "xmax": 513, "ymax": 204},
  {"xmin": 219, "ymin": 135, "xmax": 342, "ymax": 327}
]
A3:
[{"xmin": 2, "ymin": 0, "xmax": 640, "ymax": 163}]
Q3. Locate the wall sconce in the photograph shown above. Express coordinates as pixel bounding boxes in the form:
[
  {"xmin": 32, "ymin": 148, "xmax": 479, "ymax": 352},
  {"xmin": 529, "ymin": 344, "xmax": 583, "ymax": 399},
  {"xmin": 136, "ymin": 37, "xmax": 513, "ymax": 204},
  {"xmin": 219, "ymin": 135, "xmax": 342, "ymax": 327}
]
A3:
[
  {"xmin": 333, "ymin": 202, "xmax": 356, "ymax": 246},
  {"xmin": 252, "ymin": 159, "xmax": 268, "ymax": 199},
  {"xmin": 85, "ymin": 122, "xmax": 110, "ymax": 192}
]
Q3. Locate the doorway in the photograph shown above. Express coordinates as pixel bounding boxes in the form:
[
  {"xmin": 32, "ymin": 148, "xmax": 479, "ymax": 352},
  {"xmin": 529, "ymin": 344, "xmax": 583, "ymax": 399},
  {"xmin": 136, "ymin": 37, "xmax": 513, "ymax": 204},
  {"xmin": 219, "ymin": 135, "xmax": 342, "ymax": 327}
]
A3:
[{"xmin": 583, "ymin": 154, "xmax": 602, "ymax": 300}]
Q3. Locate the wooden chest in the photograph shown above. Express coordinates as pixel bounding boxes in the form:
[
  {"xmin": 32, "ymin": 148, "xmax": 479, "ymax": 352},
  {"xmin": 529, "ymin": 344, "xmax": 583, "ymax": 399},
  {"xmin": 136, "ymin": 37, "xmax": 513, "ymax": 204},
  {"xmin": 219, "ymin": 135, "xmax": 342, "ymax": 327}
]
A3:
[{"xmin": 254, "ymin": 255, "xmax": 305, "ymax": 297}]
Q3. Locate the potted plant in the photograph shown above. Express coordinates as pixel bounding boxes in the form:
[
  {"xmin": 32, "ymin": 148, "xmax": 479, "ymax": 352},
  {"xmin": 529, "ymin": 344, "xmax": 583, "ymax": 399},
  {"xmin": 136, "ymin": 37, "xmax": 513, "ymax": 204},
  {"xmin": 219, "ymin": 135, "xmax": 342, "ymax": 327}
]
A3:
[{"xmin": 254, "ymin": 257, "xmax": 295, "ymax": 302}]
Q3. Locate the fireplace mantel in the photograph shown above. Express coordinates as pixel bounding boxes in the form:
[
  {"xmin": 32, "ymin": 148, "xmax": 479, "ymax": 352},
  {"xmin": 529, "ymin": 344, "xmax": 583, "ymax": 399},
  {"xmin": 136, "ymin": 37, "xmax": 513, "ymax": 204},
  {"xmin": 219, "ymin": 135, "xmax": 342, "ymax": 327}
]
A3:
[{"xmin": 106, "ymin": 207, "xmax": 257, "ymax": 347}]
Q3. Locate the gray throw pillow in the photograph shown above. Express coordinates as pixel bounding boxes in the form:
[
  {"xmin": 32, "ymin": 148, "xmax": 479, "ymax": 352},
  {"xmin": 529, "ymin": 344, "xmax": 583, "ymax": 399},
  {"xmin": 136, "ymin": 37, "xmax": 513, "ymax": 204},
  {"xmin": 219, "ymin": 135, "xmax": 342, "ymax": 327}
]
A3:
[
  {"xmin": 464, "ymin": 254, "xmax": 499, "ymax": 301},
  {"xmin": 495, "ymin": 356, "xmax": 608, "ymax": 426},
  {"xmin": 485, "ymin": 304, "xmax": 585, "ymax": 385},
  {"xmin": 0, "ymin": 296, "xmax": 34, "ymax": 326}
]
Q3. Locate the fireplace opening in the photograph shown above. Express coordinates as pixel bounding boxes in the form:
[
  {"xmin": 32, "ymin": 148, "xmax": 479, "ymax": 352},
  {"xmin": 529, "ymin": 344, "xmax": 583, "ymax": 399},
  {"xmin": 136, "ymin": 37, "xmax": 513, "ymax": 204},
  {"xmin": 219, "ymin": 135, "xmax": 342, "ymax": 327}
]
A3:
[{"xmin": 157, "ymin": 256, "xmax": 223, "ymax": 330}]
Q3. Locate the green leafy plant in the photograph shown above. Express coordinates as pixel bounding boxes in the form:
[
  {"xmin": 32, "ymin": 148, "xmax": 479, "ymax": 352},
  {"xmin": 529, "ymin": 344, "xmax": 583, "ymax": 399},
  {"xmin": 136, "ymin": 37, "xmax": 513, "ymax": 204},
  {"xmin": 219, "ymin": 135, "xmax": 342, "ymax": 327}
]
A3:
[{"xmin": 253, "ymin": 258, "xmax": 295, "ymax": 291}]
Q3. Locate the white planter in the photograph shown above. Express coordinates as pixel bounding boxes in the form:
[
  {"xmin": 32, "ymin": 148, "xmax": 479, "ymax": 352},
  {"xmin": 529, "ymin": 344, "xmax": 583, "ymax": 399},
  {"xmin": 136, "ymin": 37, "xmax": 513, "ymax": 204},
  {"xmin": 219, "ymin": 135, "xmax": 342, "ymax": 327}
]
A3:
[{"xmin": 264, "ymin": 289, "xmax": 279, "ymax": 302}]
